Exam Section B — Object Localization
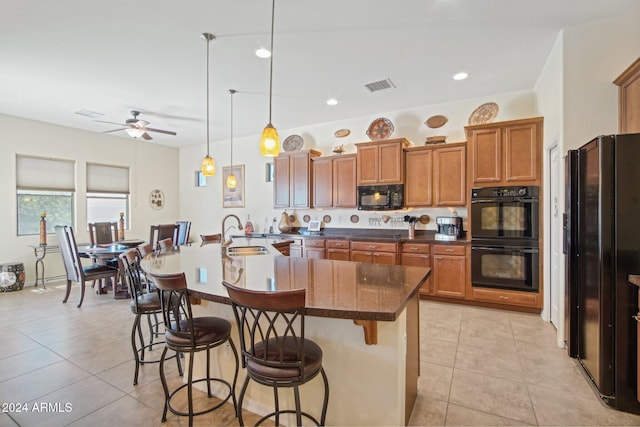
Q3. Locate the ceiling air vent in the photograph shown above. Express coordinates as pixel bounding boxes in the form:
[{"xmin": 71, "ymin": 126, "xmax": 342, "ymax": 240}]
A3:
[{"xmin": 365, "ymin": 78, "xmax": 396, "ymax": 93}]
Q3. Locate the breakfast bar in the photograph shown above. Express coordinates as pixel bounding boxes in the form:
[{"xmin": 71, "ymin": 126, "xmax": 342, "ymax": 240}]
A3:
[{"xmin": 141, "ymin": 238, "xmax": 430, "ymax": 426}]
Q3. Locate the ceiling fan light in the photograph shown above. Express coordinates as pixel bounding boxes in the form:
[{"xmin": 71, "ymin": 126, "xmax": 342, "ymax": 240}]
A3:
[
  {"xmin": 126, "ymin": 128, "xmax": 145, "ymax": 138},
  {"xmin": 226, "ymin": 173, "xmax": 237, "ymax": 189},
  {"xmin": 201, "ymin": 155, "xmax": 216, "ymax": 177},
  {"xmin": 260, "ymin": 124, "xmax": 280, "ymax": 157}
]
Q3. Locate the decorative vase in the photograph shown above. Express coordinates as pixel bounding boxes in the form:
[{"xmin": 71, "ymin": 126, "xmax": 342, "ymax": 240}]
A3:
[
  {"xmin": 39, "ymin": 212, "xmax": 47, "ymax": 246},
  {"xmin": 408, "ymin": 222, "xmax": 415, "ymax": 239},
  {"xmin": 119, "ymin": 212, "xmax": 125, "ymax": 240},
  {"xmin": 278, "ymin": 211, "xmax": 292, "ymax": 233}
]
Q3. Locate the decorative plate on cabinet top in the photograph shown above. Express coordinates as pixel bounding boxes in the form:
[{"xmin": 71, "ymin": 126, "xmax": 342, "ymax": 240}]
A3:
[
  {"xmin": 302, "ymin": 214, "xmax": 311, "ymax": 223},
  {"xmin": 366, "ymin": 117, "xmax": 394, "ymax": 141},
  {"xmin": 468, "ymin": 102, "xmax": 499, "ymax": 125},
  {"xmin": 283, "ymin": 134, "xmax": 304, "ymax": 151},
  {"xmin": 334, "ymin": 128, "xmax": 350, "ymax": 138},
  {"xmin": 350, "ymin": 214, "xmax": 359, "ymax": 224},
  {"xmin": 323, "ymin": 215, "xmax": 332, "ymax": 224},
  {"xmin": 425, "ymin": 115, "xmax": 448, "ymax": 129}
]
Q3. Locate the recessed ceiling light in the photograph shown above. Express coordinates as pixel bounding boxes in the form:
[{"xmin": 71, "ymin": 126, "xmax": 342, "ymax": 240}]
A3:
[
  {"xmin": 255, "ymin": 48, "xmax": 271, "ymax": 59},
  {"xmin": 326, "ymin": 98, "xmax": 338, "ymax": 106},
  {"xmin": 453, "ymin": 72, "xmax": 468, "ymax": 81}
]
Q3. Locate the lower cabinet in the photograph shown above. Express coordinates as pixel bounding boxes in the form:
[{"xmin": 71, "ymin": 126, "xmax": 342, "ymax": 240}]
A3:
[
  {"xmin": 289, "ymin": 238, "xmax": 303, "ymax": 258},
  {"xmin": 304, "ymin": 239, "xmax": 326, "ymax": 259},
  {"xmin": 432, "ymin": 244, "xmax": 467, "ymax": 299},
  {"xmin": 326, "ymin": 239, "xmax": 350, "ymax": 261},
  {"xmin": 400, "ymin": 242, "xmax": 431, "ymax": 295},
  {"xmin": 471, "ymin": 288, "xmax": 539, "ymax": 307},
  {"xmin": 350, "ymin": 241, "xmax": 398, "ymax": 265}
]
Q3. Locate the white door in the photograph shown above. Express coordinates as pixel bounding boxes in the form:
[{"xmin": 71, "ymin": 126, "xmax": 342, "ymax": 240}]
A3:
[{"xmin": 550, "ymin": 144, "xmax": 560, "ymax": 328}]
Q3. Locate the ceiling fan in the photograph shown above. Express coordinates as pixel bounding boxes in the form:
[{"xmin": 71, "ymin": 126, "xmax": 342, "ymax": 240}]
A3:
[{"xmin": 95, "ymin": 110, "xmax": 177, "ymax": 140}]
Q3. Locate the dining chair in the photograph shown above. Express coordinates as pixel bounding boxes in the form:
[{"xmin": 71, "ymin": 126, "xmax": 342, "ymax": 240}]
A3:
[
  {"xmin": 149, "ymin": 224, "xmax": 179, "ymax": 250},
  {"xmin": 55, "ymin": 225, "xmax": 120, "ymax": 308},
  {"xmin": 175, "ymin": 220, "xmax": 191, "ymax": 246},
  {"xmin": 119, "ymin": 249, "xmax": 182, "ymax": 385},
  {"xmin": 157, "ymin": 238, "xmax": 174, "ymax": 252},
  {"xmin": 88, "ymin": 221, "xmax": 119, "ymax": 246},
  {"xmin": 149, "ymin": 271, "xmax": 239, "ymax": 425},
  {"xmin": 223, "ymin": 281, "xmax": 329, "ymax": 426}
]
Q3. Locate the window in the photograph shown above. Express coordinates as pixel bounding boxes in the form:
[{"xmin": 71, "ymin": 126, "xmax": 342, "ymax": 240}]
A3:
[
  {"xmin": 16, "ymin": 155, "xmax": 75, "ymax": 235},
  {"xmin": 86, "ymin": 163, "xmax": 130, "ymax": 228}
]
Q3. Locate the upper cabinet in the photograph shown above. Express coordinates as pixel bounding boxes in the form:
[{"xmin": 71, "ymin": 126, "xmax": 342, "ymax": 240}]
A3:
[
  {"xmin": 274, "ymin": 149, "xmax": 321, "ymax": 208},
  {"xmin": 614, "ymin": 57, "xmax": 640, "ymax": 134},
  {"xmin": 466, "ymin": 117, "xmax": 543, "ymax": 187},
  {"xmin": 312, "ymin": 154, "xmax": 357, "ymax": 208},
  {"xmin": 404, "ymin": 142, "xmax": 466, "ymax": 207},
  {"xmin": 356, "ymin": 138, "xmax": 411, "ymax": 185}
]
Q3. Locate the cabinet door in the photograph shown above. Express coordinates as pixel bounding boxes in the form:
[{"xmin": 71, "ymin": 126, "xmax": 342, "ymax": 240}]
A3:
[
  {"xmin": 304, "ymin": 247, "xmax": 326, "ymax": 259},
  {"xmin": 378, "ymin": 141, "xmax": 403, "ymax": 183},
  {"xmin": 373, "ymin": 252, "xmax": 397, "ymax": 265},
  {"xmin": 504, "ymin": 123, "xmax": 538, "ymax": 183},
  {"xmin": 401, "ymin": 252, "xmax": 431, "ymax": 294},
  {"xmin": 356, "ymin": 144, "xmax": 379, "ymax": 184},
  {"xmin": 333, "ymin": 155, "xmax": 357, "ymax": 207},
  {"xmin": 432, "ymin": 254, "xmax": 466, "ymax": 298},
  {"xmin": 350, "ymin": 250, "xmax": 373, "ymax": 263},
  {"xmin": 470, "ymin": 128, "xmax": 501, "ymax": 185},
  {"xmin": 405, "ymin": 148, "xmax": 433, "ymax": 207},
  {"xmin": 312, "ymin": 157, "xmax": 333, "ymax": 208},
  {"xmin": 434, "ymin": 145, "xmax": 466, "ymax": 206},
  {"xmin": 273, "ymin": 155, "xmax": 290, "ymax": 208},
  {"xmin": 326, "ymin": 248, "xmax": 350, "ymax": 261},
  {"xmin": 290, "ymin": 152, "xmax": 311, "ymax": 208}
]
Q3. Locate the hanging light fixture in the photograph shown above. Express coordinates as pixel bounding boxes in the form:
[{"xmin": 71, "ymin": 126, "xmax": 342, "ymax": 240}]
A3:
[
  {"xmin": 201, "ymin": 32, "xmax": 216, "ymax": 176},
  {"xmin": 259, "ymin": 0, "xmax": 280, "ymax": 157},
  {"xmin": 226, "ymin": 89, "xmax": 237, "ymax": 189}
]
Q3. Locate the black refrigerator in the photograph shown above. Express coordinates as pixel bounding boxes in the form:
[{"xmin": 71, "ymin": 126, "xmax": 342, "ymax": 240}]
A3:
[{"xmin": 564, "ymin": 133, "xmax": 640, "ymax": 414}]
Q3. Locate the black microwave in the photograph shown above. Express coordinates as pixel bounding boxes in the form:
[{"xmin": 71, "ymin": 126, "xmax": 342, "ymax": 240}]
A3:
[{"xmin": 357, "ymin": 184, "xmax": 404, "ymax": 210}]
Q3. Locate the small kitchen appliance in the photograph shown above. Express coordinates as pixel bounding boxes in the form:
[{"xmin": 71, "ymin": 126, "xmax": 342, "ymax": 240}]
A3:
[{"xmin": 435, "ymin": 216, "xmax": 463, "ymax": 241}]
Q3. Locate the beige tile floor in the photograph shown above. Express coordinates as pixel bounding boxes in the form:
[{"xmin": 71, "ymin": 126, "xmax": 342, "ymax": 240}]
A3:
[{"xmin": 1, "ymin": 281, "xmax": 640, "ymax": 426}]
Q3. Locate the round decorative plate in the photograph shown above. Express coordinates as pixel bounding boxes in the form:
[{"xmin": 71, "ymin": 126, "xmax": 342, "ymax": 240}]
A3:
[
  {"xmin": 302, "ymin": 214, "xmax": 311, "ymax": 223},
  {"xmin": 149, "ymin": 189, "xmax": 164, "ymax": 210},
  {"xmin": 425, "ymin": 115, "xmax": 448, "ymax": 129},
  {"xmin": 468, "ymin": 102, "xmax": 499, "ymax": 125},
  {"xmin": 366, "ymin": 117, "xmax": 394, "ymax": 141},
  {"xmin": 283, "ymin": 134, "xmax": 304, "ymax": 151},
  {"xmin": 334, "ymin": 128, "xmax": 351, "ymax": 138},
  {"xmin": 350, "ymin": 214, "xmax": 359, "ymax": 224},
  {"xmin": 419, "ymin": 214, "xmax": 430, "ymax": 224},
  {"xmin": 323, "ymin": 215, "xmax": 332, "ymax": 224}
]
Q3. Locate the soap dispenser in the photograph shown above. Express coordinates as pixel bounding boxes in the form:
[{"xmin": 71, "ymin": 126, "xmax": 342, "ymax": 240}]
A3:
[{"xmin": 244, "ymin": 215, "xmax": 254, "ymax": 234}]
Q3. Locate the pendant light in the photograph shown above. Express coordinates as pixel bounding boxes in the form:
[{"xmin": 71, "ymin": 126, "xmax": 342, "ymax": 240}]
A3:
[
  {"xmin": 226, "ymin": 89, "xmax": 237, "ymax": 189},
  {"xmin": 259, "ymin": 0, "xmax": 280, "ymax": 157},
  {"xmin": 201, "ymin": 32, "xmax": 216, "ymax": 176}
]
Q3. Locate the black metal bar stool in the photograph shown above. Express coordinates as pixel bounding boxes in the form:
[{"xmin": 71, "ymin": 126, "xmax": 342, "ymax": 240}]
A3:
[
  {"xmin": 223, "ymin": 281, "xmax": 329, "ymax": 426},
  {"xmin": 150, "ymin": 272, "xmax": 239, "ymax": 425}
]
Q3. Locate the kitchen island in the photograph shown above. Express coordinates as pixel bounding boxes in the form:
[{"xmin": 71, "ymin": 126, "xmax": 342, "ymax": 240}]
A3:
[{"xmin": 141, "ymin": 238, "xmax": 430, "ymax": 426}]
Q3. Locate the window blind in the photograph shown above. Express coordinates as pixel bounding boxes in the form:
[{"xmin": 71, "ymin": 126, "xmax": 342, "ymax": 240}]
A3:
[
  {"xmin": 86, "ymin": 163, "xmax": 130, "ymax": 194},
  {"xmin": 16, "ymin": 155, "xmax": 75, "ymax": 191}
]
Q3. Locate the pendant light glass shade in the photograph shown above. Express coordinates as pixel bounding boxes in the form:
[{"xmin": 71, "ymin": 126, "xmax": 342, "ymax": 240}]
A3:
[
  {"xmin": 226, "ymin": 89, "xmax": 237, "ymax": 189},
  {"xmin": 201, "ymin": 32, "xmax": 216, "ymax": 177},
  {"xmin": 260, "ymin": 0, "xmax": 280, "ymax": 157}
]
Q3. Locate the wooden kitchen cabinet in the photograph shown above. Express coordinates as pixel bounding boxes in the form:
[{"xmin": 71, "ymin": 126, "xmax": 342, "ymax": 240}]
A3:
[
  {"xmin": 471, "ymin": 287, "xmax": 539, "ymax": 308},
  {"xmin": 614, "ymin": 57, "xmax": 640, "ymax": 134},
  {"xmin": 326, "ymin": 239, "xmax": 350, "ymax": 261},
  {"xmin": 432, "ymin": 244, "xmax": 467, "ymax": 299},
  {"xmin": 312, "ymin": 154, "xmax": 356, "ymax": 208},
  {"xmin": 350, "ymin": 240, "xmax": 398, "ymax": 265},
  {"xmin": 356, "ymin": 138, "xmax": 411, "ymax": 185},
  {"xmin": 401, "ymin": 242, "xmax": 431, "ymax": 295},
  {"xmin": 303, "ymin": 238, "xmax": 326, "ymax": 259},
  {"xmin": 466, "ymin": 117, "xmax": 542, "ymax": 187},
  {"xmin": 273, "ymin": 149, "xmax": 321, "ymax": 208},
  {"xmin": 405, "ymin": 142, "xmax": 466, "ymax": 207},
  {"xmin": 289, "ymin": 237, "xmax": 303, "ymax": 258}
]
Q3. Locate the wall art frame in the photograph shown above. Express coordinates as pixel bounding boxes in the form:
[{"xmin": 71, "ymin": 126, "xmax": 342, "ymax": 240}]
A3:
[{"xmin": 222, "ymin": 164, "xmax": 245, "ymax": 208}]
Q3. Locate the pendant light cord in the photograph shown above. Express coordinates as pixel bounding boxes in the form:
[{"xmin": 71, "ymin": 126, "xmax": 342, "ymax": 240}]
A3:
[
  {"xmin": 206, "ymin": 35, "xmax": 211, "ymax": 156},
  {"xmin": 229, "ymin": 89, "xmax": 235, "ymax": 167},
  {"xmin": 268, "ymin": 0, "xmax": 275, "ymax": 124}
]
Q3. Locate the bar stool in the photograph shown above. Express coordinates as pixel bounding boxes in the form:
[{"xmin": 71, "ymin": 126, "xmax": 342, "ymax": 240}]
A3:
[
  {"xmin": 150, "ymin": 272, "xmax": 239, "ymax": 425},
  {"xmin": 223, "ymin": 281, "xmax": 329, "ymax": 426},
  {"xmin": 119, "ymin": 250, "xmax": 181, "ymax": 385}
]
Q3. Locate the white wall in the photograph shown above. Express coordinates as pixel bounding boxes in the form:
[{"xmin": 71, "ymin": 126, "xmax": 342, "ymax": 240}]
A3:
[
  {"xmin": 0, "ymin": 113, "xmax": 180, "ymax": 283},
  {"xmin": 179, "ymin": 90, "xmax": 538, "ymax": 239}
]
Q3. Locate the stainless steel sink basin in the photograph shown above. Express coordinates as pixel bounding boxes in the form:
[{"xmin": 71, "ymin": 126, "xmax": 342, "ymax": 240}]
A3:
[{"xmin": 225, "ymin": 246, "xmax": 269, "ymax": 256}]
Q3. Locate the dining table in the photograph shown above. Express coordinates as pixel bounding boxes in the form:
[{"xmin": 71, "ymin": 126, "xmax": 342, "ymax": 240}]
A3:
[{"xmin": 77, "ymin": 239, "xmax": 145, "ymax": 299}]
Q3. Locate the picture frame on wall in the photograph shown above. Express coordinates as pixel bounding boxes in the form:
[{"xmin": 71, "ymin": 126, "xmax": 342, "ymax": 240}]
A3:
[{"xmin": 222, "ymin": 165, "xmax": 245, "ymax": 208}]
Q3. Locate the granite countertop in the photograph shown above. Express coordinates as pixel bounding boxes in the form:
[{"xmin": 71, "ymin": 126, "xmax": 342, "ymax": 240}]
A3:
[
  {"xmin": 235, "ymin": 229, "xmax": 470, "ymax": 244},
  {"xmin": 141, "ymin": 238, "xmax": 430, "ymax": 321}
]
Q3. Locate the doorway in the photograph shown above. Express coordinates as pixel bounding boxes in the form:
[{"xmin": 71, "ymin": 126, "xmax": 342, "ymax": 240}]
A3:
[{"xmin": 549, "ymin": 143, "xmax": 561, "ymax": 329}]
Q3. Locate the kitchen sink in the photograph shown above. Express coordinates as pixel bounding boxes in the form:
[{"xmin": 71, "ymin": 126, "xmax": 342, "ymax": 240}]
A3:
[{"xmin": 225, "ymin": 246, "xmax": 269, "ymax": 256}]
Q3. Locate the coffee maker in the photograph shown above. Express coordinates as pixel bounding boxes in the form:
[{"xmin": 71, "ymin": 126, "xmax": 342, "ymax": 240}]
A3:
[{"xmin": 435, "ymin": 216, "xmax": 463, "ymax": 241}]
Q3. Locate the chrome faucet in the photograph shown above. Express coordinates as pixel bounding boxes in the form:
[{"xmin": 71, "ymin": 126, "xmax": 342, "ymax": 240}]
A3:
[{"xmin": 221, "ymin": 214, "xmax": 243, "ymax": 246}]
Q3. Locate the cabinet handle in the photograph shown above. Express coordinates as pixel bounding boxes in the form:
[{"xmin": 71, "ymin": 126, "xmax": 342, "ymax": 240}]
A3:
[
  {"xmin": 421, "ymin": 255, "xmax": 429, "ymax": 259},
  {"xmin": 411, "ymin": 247, "xmax": 418, "ymax": 252},
  {"xmin": 445, "ymin": 248, "xmax": 454, "ymax": 252},
  {"xmin": 368, "ymin": 245, "xmax": 376, "ymax": 250},
  {"xmin": 499, "ymin": 295, "xmax": 509, "ymax": 300}
]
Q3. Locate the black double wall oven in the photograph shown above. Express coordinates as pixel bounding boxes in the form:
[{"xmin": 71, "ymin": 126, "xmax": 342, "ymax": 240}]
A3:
[{"xmin": 470, "ymin": 186, "xmax": 540, "ymax": 292}]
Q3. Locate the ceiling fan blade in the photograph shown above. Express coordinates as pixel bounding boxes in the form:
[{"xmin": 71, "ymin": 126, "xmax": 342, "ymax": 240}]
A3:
[
  {"xmin": 102, "ymin": 128, "xmax": 127, "ymax": 134},
  {"xmin": 141, "ymin": 132, "xmax": 153, "ymax": 141},
  {"xmin": 145, "ymin": 127, "xmax": 177, "ymax": 136},
  {"xmin": 95, "ymin": 120, "xmax": 127, "ymax": 126}
]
